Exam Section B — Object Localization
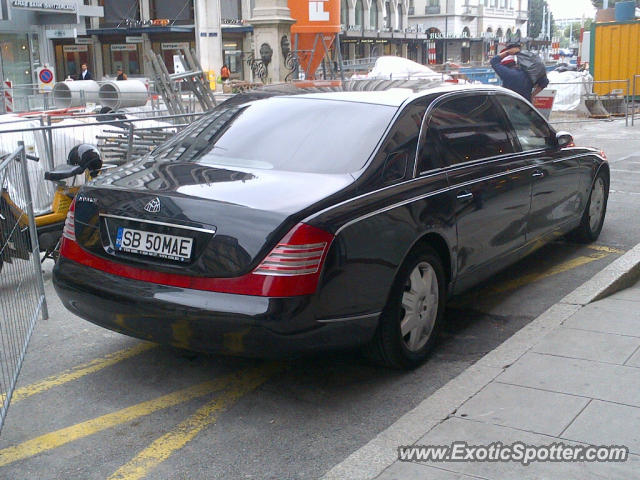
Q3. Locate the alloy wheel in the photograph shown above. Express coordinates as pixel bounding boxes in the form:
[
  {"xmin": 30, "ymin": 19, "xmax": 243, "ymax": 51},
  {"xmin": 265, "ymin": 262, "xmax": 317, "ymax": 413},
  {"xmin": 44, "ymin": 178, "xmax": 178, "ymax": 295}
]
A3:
[{"xmin": 400, "ymin": 261, "xmax": 439, "ymax": 352}]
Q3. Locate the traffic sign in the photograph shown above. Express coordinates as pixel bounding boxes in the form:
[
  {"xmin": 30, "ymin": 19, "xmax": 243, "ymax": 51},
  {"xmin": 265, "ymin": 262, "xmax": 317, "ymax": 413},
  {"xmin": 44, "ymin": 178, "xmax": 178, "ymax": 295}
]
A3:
[{"xmin": 37, "ymin": 66, "xmax": 55, "ymax": 93}]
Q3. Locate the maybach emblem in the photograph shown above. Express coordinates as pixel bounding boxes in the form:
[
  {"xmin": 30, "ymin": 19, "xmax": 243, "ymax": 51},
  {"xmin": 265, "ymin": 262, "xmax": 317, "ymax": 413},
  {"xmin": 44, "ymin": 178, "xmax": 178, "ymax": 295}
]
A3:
[{"xmin": 144, "ymin": 197, "xmax": 161, "ymax": 213}]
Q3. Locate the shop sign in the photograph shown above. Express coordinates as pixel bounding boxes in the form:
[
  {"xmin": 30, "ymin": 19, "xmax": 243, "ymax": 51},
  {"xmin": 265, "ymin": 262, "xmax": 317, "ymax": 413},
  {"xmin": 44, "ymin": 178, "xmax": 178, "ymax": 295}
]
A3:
[
  {"xmin": 126, "ymin": 36, "xmax": 144, "ymax": 44},
  {"xmin": 11, "ymin": 0, "xmax": 76, "ymax": 12},
  {"xmin": 63, "ymin": 45, "xmax": 88, "ymax": 53},
  {"xmin": 46, "ymin": 28, "xmax": 77, "ymax": 39},
  {"xmin": 161, "ymin": 42, "xmax": 189, "ymax": 51},
  {"xmin": 222, "ymin": 18, "xmax": 245, "ymax": 25},
  {"xmin": 75, "ymin": 37, "xmax": 92, "ymax": 45},
  {"xmin": 110, "ymin": 44, "xmax": 137, "ymax": 52}
]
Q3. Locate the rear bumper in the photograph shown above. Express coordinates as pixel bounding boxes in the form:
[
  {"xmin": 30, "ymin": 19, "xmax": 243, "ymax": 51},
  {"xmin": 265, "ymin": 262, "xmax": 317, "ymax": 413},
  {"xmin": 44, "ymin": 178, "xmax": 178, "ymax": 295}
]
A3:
[{"xmin": 53, "ymin": 257, "xmax": 379, "ymax": 357}]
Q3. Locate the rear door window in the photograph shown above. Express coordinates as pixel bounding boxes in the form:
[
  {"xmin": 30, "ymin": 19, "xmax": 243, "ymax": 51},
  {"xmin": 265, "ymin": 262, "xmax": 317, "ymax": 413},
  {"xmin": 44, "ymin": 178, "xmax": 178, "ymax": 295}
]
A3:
[{"xmin": 419, "ymin": 94, "xmax": 515, "ymax": 168}]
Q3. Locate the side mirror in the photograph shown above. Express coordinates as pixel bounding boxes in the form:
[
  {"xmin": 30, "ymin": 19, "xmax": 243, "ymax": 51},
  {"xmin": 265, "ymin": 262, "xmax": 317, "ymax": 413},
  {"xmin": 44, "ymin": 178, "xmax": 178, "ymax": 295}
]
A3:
[{"xmin": 556, "ymin": 131, "xmax": 574, "ymax": 148}]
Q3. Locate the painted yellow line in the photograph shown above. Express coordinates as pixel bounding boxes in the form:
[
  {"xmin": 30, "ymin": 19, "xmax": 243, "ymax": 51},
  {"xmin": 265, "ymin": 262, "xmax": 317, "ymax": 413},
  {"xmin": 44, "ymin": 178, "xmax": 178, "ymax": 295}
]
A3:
[
  {"xmin": 0, "ymin": 364, "xmax": 276, "ymax": 468},
  {"xmin": 450, "ymin": 251, "xmax": 612, "ymax": 308},
  {"xmin": 485, "ymin": 252, "xmax": 610, "ymax": 295},
  {"xmin": 107, "ymin": 362, "xmax": 281, "ymax": 480},
  {"xmin": 585, "ymin": 244, "xmax": 625, "ymax": 254},
  {"xmin": 7, "ymin": 343, "xmax": 156, "ymax": 404}
]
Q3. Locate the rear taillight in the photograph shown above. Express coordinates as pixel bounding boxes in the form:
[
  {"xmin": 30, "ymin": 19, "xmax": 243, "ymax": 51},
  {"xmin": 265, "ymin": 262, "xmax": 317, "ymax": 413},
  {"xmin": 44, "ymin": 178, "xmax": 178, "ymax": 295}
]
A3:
[
  {"xmin": 254, "ymin": 224, "xmax": 331, "ymax": 276},
  {"xmin": 62, "ymin": 197, "xmax": 76, "ymax": 241}
]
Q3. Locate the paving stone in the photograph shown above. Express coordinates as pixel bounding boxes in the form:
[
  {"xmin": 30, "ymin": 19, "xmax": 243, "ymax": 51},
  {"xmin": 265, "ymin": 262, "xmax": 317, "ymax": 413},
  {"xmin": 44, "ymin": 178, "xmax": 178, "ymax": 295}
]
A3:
[
  {"xmin": 497, "ymin": 352, "xmax": 640, "ymax": 407},
  {"xmin": 626, "ymin": 348, "xmax": 640, "ymax": 368},
  {"xmin": 609, "ymin": 283, "xmax": 640, "ymax": 302},
  {"xmin": 377, "ymin": 462, "xmax": 485, "ymax": 480},
  {"xmin": 562, "ymin": 400, "xmax": 640, "ymax": 455},
  {"xmin": 563, "ymin": 299, "xmax": 640, "ymax": 337},
  {"xmin": 533, "ymin": 327, "xmax": 640, "ymax": 364},
  {"xmin": 413, "ymin": 417, "xmax": 640, "ymax": 480},
  {"xmin": 456, "ymin": 383, "xmax": 589, "ymax": 436}
]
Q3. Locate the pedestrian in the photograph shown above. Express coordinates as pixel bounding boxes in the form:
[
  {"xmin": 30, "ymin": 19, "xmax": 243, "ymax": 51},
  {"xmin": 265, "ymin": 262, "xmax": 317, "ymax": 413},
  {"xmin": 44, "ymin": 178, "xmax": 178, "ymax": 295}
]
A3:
[
  {"xmin": 220, "ymin": 64, "xmax": 230, "ymax": 82},
  {"xmin": 79, "ymin": 63, "xmax": 92, "ymax": 80},
  {"xmin": 490, "ymin": 44, "xmax": 549, "ymax": 102},
  {"xmin": 116, "ymin": 68, "xmax": 127, "ymax": 81}
]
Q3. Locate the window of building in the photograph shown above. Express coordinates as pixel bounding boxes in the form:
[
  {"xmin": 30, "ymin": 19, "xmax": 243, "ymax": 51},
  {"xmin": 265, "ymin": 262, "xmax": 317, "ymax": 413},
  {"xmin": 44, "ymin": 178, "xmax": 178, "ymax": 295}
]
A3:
[
  {"xmin": 341, "ymin": 0, "xmax": 349, "ymax": 28},
  {"xmin": 496, "ymin": 95, "xmax": 555, "ymax": 151},
  {"xmin": 0, "ymin": 34, "xmax": 32, "ymax": 85},
  {"xmin": 355, "ymin": 0, "xmax": 364, "ymax": 29},
  {"xmin": 398, "ymin": 4, "xmax": 403, "ymax": 30},
  {"xmin": 370, "ymin": 1, "xmax": 378, "ymax": 30},
  {"xmin": 424, "ymin": 95, "xmax": 514, "ymax": 166},
  {"xmin": 220, "ymin": 0, "xmax": 242, "ymax": 20},
  {"xmin": 385, "ymin": 1, "xmax": 391, "ymax": 29},
  {"xmin": 99, "ymin": 0, "xmax": 139, "ymax": 27},
  {"xmin": 150, "ymin": 0, "xmax": 194, "ymax": 23}
]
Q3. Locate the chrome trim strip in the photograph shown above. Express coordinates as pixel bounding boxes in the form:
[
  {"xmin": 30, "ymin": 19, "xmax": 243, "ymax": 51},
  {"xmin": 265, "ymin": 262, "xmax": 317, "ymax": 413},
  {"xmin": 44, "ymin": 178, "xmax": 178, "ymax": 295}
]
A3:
[
  {"xmin": 100, "ymin": 214, "xmax": 217, "ymax": 234},
  {"xmin": 316, "ymin": 312, "xmax": 381, "ymax": 323}
]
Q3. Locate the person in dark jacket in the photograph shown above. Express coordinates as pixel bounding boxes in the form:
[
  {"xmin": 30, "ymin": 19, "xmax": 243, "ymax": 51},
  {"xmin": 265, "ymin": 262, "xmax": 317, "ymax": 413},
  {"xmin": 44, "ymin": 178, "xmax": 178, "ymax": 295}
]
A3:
[
  {"xmin": 490, "ymin": 45, "xmax": 549, "ymax": 102},
  {"xmin": 116, "ymin": 68, "xmax": 127, "ymax": 81},
  {"xmin": 79, "ymin": 63, "xmax": 92, "ymax": 80}
]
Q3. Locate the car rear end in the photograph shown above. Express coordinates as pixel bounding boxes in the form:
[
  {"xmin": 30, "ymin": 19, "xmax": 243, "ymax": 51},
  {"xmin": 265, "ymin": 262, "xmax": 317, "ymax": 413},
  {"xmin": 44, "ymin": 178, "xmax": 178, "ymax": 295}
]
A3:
[{"xmin": 53, "ymin": 95, "xmax": 399, "ymax": 356}]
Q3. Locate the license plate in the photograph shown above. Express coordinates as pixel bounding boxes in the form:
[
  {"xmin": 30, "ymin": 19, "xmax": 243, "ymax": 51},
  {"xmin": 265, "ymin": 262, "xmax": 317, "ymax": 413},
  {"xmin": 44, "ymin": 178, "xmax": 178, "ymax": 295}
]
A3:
[{"xmin": 115, "ymin": 227, "xmax": 193, "ymax": 262}]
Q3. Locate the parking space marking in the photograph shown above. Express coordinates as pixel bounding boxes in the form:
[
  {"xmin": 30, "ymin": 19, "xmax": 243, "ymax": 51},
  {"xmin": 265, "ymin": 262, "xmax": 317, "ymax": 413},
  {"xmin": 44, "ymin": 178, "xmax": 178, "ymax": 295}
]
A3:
[
  {"xmin": 8, "ymin": 342, "xmax": 156, "ymax": 403},
  {"xmin": 451, "ymin": 244, "xmax": 623, "ymax": 308},
  {"xmin": 0, "ymin": 363, "xmax": 277, "ymax": 468},
  {"xmin": 107, "ymin": 362, "xmax": 281, "ymax": 480}
]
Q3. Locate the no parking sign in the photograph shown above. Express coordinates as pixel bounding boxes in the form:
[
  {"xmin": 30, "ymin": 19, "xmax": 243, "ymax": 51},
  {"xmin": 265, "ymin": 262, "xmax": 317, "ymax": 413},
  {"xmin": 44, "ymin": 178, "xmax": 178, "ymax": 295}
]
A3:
[{"xmin": 37, "ymin": 66, "xmax": 55, "ymax": 93}]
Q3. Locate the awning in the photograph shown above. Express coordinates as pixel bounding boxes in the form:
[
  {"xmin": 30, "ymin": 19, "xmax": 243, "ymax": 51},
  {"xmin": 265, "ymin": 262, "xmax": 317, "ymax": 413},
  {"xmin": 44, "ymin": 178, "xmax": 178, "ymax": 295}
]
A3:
[{"xmin": 87, "ymin": 26, "xmax": 194, "ymax": 36}]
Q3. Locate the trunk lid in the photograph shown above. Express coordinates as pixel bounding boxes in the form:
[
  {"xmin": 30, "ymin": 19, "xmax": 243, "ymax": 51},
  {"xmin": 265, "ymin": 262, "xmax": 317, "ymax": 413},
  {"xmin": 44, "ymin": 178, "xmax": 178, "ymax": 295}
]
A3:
[{"xmin": 73, "ymin": 160, "xmax": 353, "ymax": 277}]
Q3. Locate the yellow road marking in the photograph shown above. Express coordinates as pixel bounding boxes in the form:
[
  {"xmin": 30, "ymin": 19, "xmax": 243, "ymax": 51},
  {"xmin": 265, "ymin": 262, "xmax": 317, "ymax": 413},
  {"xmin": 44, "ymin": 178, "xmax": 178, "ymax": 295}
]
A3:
[
  {"xmin": 0, "ymin": 364, "xmax": 277, "ymax": 468},
  {"xmin": 450, "ymin": 250, "xmax": 615, "ymax": 308},
  {"xmin": 585, "ymin": 244, "xmax": 625, "ymax": 254},
  {"xmin": 6, "ymin": 343, "xmax": 156, "ymax": 404},
  {"xmin": 107, "ymin": 362, "xmax": 281, "ymax": 480},
  {"xmin": 484, "ymin": 252, "xmax": 610, "ymax": 296}
]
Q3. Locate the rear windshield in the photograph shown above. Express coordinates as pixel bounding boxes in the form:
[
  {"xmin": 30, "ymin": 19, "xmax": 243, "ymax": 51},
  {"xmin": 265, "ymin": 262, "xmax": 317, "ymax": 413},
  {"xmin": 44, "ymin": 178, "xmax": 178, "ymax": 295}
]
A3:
[{"xmin": 149, "ymin": 97, "xmax": 396, "ymax": 174}]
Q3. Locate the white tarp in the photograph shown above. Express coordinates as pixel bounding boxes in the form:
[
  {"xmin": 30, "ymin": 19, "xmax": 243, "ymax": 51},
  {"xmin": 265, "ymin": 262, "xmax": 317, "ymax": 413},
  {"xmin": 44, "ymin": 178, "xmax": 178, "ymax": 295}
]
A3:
[
  {"xmin": 547, "ymin": 70, "xmax": 593, "ymax": 112},
  {"xmin": 364, "ymin": 56, "xmax": 443, "ymax": 80}
]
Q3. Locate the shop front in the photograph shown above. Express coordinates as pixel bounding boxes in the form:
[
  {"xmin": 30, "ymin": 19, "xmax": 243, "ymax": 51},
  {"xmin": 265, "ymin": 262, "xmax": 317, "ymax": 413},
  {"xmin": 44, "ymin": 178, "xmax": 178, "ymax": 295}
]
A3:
[{"xmin": 52, "ymin": 40, "xmax": 95, "ymax": 81}]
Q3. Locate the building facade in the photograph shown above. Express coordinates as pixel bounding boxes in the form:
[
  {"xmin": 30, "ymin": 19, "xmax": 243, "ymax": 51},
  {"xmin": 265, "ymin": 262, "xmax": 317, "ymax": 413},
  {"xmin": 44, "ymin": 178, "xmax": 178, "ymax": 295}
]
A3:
[
  {"xmin": 339, "ymin": 1, "xmax": 422, "ymax": 63},
  {"xmin": 409, "ymin": 0, "xmax": 528, "ymax": 63},
  {"xmin": 0, "ymin": 0, "xmax": 103, "ymax": 86}
]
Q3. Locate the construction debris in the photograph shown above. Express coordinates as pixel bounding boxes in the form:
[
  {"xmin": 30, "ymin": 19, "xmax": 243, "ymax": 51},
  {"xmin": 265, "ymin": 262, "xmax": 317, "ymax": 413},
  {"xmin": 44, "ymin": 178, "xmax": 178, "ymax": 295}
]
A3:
[{"xmin": 146, "ymin": 47, "xmax": 217, "ymax": 117}]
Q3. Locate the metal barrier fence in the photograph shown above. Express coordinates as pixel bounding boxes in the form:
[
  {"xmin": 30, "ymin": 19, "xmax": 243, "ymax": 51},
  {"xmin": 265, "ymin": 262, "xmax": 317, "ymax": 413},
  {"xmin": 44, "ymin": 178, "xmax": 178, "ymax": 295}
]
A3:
[
  {"xmin": 632, "ymin": 74, "xmax": 640, "ymax": 127},
  {"xmin": 0, "ymin": 141, "xmax": 48, "ymax": 433},
  {"xmin": 0, "ymin": 81, "xmax": 211, "ymax": 116},
  {"xmin": 0, "ymin": 112, "xmax": 207, "ymax": 215}
]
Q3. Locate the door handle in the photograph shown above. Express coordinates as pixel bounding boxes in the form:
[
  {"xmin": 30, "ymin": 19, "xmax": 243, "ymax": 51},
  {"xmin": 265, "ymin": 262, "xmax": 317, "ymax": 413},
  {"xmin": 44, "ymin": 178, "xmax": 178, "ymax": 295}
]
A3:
[
  {"xmin": 456, "ymin": 191, "xmax": 474, "ymax": 200},
  {"xmin": 532, "ymin": 170, "xmax": 545, "ymax": 178}
]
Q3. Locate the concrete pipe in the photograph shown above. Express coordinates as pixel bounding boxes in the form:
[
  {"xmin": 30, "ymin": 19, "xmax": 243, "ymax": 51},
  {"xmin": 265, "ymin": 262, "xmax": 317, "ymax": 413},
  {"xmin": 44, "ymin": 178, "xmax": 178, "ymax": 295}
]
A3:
[
  {"xmin": 99, "ymin": 80, "xmax": 149, "ymax": 109},
  {"xmin": 52, "ymin": 81, "xmax": 100, "ymax": 108}
]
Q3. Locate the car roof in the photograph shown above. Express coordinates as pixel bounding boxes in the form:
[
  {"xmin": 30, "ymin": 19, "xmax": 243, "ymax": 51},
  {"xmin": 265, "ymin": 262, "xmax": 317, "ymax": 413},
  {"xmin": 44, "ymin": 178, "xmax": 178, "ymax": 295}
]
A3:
[{"xmin": 219, "ymin": 81, "xmax": 521, "ymax": 111}]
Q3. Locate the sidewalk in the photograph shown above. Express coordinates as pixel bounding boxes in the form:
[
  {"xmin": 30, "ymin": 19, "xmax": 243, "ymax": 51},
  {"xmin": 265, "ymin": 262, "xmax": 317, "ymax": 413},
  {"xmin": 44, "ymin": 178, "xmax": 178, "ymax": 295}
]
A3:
[{"xmin": 323, "ymin": 243, "xmax": 640, "ymax": 480}]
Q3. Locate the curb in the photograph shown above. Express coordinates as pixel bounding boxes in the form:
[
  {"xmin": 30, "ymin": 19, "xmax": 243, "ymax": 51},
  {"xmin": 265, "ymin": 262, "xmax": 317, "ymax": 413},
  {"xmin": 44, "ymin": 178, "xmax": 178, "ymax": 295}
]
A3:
[{"xmin": 321, "ymin": 241, "xmax": 640, "ymax": 480}]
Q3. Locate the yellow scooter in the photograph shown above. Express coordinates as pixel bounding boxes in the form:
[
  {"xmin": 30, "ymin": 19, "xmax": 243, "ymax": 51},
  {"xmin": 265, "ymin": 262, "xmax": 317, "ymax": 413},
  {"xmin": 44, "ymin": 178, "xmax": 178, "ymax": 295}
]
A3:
[{"xmin": 0, "ymin": 145, "xmax": 103, "ymax": 271}]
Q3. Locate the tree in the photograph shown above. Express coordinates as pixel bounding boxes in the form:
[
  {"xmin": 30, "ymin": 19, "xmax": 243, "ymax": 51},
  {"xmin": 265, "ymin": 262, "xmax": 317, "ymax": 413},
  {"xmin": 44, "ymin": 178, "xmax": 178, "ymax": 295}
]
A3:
[
  {"xmin": 528, "ymin": 0, "xmax": 556, "ymax": 39},
  {"xmin": 590, "ymin": 0, "xmax": 625, "ymax": 7},
  {"xmin": 564, "ymin": 19, "xmax": 593, "ymax": 39}
]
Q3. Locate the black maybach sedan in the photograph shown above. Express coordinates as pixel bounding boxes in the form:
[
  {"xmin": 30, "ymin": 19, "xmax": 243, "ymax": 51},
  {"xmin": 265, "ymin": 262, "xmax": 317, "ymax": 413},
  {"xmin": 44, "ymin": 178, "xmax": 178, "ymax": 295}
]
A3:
[{"xmin": 53, "ymin": 83, "xmax": 609, "ymax": 369}]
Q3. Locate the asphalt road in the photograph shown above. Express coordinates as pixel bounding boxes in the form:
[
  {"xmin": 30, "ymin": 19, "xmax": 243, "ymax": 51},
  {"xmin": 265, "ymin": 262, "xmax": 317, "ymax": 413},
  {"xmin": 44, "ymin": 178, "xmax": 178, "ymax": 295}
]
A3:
[{"xmin": 1, "ymin": 119, "xmax": 639, "ymax": 480}]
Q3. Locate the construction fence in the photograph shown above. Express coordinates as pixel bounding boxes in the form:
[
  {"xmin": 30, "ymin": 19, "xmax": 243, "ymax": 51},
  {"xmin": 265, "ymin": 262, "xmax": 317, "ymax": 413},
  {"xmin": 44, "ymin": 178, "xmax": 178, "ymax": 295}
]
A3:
[{"xmin": 0, "ymin": 141, "xmax": 48, "ymax": 433}]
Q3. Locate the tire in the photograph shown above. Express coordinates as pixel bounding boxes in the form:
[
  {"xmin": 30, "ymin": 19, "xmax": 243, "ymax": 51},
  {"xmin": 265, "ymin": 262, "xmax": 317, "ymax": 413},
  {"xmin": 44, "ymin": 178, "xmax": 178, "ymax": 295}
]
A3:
[
  {"xmin": 364, "ymin": 245, "xmax": 446, "ymax": 369},
  {"xmin": 568, "ymin": 171, "xmax": 609, "ymax": 243}
]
